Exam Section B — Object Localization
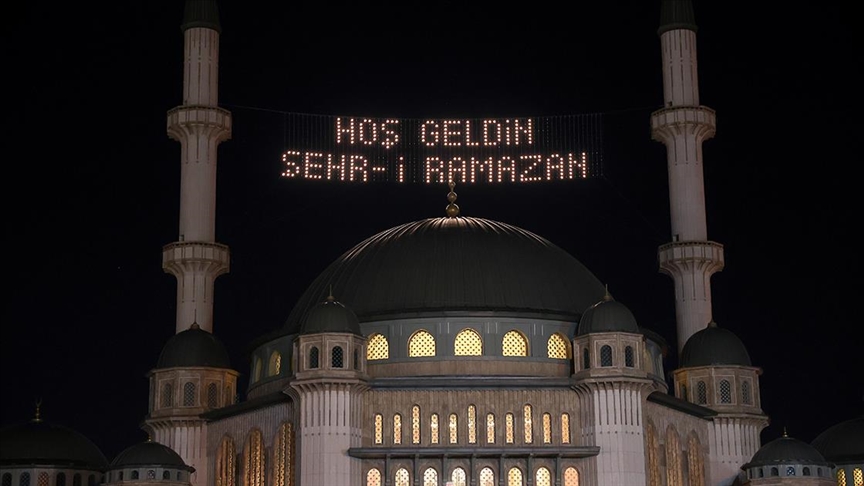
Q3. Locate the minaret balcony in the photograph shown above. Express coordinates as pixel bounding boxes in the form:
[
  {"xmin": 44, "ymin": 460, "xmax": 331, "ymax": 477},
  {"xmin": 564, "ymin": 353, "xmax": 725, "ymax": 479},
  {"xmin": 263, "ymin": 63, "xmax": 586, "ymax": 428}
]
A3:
[
  {"xmin": 162, "ymin": 241, "xmax": 230, "ymax": 276},
  {"xmin": 166, "ymin": 105, "xmax": 232, "ymax": 142},
  {"xmin": 650, "ymin": 105, "xmax": 716, "ymax": 141},
  {"xmin": 658, "ymin": 240, "xmax": 724, "ymax": 275}
]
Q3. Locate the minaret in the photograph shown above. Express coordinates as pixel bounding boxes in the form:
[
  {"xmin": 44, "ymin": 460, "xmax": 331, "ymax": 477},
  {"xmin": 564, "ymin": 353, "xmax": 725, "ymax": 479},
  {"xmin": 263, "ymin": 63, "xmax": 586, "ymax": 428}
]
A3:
[
  {"xmin": 651, "ymin": 0, "xmax": 724, "ymax": 352},
  {"xmin": 163, "ymin": 0, "xmax": 232, "ymax": 334}
]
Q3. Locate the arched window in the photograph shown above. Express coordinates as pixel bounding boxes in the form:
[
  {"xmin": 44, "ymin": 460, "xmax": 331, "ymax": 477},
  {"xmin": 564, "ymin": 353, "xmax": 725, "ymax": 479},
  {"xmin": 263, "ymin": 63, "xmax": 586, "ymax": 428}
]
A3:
[
  {"xmin": 252, "ymin": 357, "xmax": 262, "ymax": 382},
  {"xmin": 507, "ymin": 467, "xmax": 523, "ymax": 486},
  {"xmin": 374, "ymin": 414, "xmax": 383, "ymax": 444},
  {"xmin": 786, "ymin": 466, "xmax": 796, "ymax": 476},
  {"xmin": 680, "ymin": 383, "xmax": 688, "ymax": 401},
  {"xmin": 367, "ymin": 333, "xmax": 389, "ymax": 360},
  {"xmin": 2, "ymin": 473, "xmax": 11, "ymax": 486},
  {"xmin": 393, "ymin": 414, "xmax": 402, "ymax": 444},
  {"xmin": 624, "ymin": 346, "xmax": 635, "ymax": 367},
  {"xmin": 72, "ymin": 475, "xmax": 80, "ymax": 486},
  {"xmin": 506, "ymin": 413, "xmax": 515, "ymax": 443},
  {"xmin": 183, "ymin": 382, "xmax": 196, "ymax": 406},
  {"xmin": 535, "ymin": 467, "xmax": 551, "ymax": 486},
  {"xmin": 502, "ymin": 330, "xmax": 528, "ymax": 356},
  {"xmin": 130, "ymin": 471, "xmax": 139, "ymax": 480},
  {"xmin": 162, "ymin": 472, "xmax": 170, "ymax": 480},
  {"xmin": 742, "ymin": 381, "xmax": 752, "ymax": 405},
  {"xmin": 646, "ymin": 422, "xmax": 660, "ymax": 486},
  {"xmin": 802, "ymin": 467, "xmax": 811, "ymax": 476},
  {"xmin": 719, "ymin": 379, "xmax": 732, "ymax": 403},
  {"xmin": 451, "ymin": 468, "xmax": 466, "ymax": 486},
  {"xmin": 770, "ymin": 467, "xmax": 779, "ymax": 477},
  {"xmin": 600, "ymin": 345, "xmax": 613, "ymax": 367},
  {"xmin": 309, "ymin": 346, "xmax": 319, "ymax": 369},
  {"xmin": 468, "ymin": 405, "xmax": 477, "ymax": 443},
  {"xmin": 56, "ymin": 473, "xmax": 66, "ymax": 486},
  {"xmin": 837, "ymin": 469, "xmax": 846, "ymax": 486},
  {"xmin": 582, "ymin": 348, "xmax": 590, "ymax": 369},
  {"xmin": 354, "ymin": 349, "xmax": 359, "ymax": 369},
  {"xmin": 19, "ymin": 473, "xmax": 30, "ymax": 486},
  {"xmin": 687, "ymin": 434, "xmax": 704, "ymax": 486},
  {"xmin": 454, "ymin": 328, "xmax": 483, "ymax": 355},
  {"xmin": 225, "ymin": 384, "xmax": 234, "ymax": 406},
  {"xmin": 542, "ymin": 413, "xmax": 552, "ymax": 443},
  {"xmin": 244, "ymin": 430, "xmax": 265, "ymax": 486},
  {"xmin": 332, "ymin": 346, "xmax": 344, "ymax": 368},
  {"xmin": 274, "ymin": 422, "xmax": 294, "ymax": 486},
  {"xmin": 207, "ymin": 382, "xmax": 219, "ymax": 408},
  {"xmin": 479, "ymin": 468, "xmax": 494, "ymax": 486},
  {"xmin": 412, "ymin": 405, "xmax": 421, "ymax": 444},
  {"xmin": 88, "ymin": 476, "xmax": 95, "ymax": 486},
  {"xmin": 423, "ymin": 468, "xmax": 438, "ymax": 486},
  {"xmin": 564, "ymin": 467, "xmax": 579, "ymax": 486},
  {"xmin": 38, "ymin": 474, "xmax": 48, "ymax": 486},
  {"xmin": 408, "ymin": 330, "xmax": 436, "ymax": 357},
  {"xmin": 487, "ymin": 413, "xmax": 496, "ymax": 444},
  {"xmin": 161, "ymin": 382, "xmax": 174, "ymax": 408},
  {"xmin": 523, "ymin": 404, "xmax": 533, "ymax": 443},
  {"xmin": 147, "ymin": 471, "xmax": 155, "ymax": 480},
  {"xmin": 561, "ymin": 413, "xmax": 571, "ymax": 444},
  {"xmin": 269, "ymin": 351, "xmax": 282, "ymax": 376},
  {"xmin": 431, "ymin": 413, "xmax": 440, "ymax": 444},
  {"xmin": 449, "ymin": 413, "xmax": 458, "ymax": 444},
  {"xmin": 696, "ymin": 381, "xmax": 707, "ymax": 404},
  {"xmin": 547, "ymin": 333, "xmax": 568, "ymax": 359},
  {"xmin": 366, "ymin": 469, "xmax": 382, "ymax": 486},
  {"xmin": 394, "ymin": 468, "xmax": 409, "ymax": 486},
  {"xmin": 665, "ymin": 426, "xmax": 683, "ymax": 486},
  {"xmin": 853, "ymin": 468, "xmax": 863, "ymax": 486}
]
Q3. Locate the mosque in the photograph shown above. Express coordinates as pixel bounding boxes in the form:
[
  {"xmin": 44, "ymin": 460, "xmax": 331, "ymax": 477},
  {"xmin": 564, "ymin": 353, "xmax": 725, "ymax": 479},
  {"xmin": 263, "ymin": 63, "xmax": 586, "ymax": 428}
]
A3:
[{"xmin": 1, "ymin": 1, "xmax": 861, "ymax": 485}]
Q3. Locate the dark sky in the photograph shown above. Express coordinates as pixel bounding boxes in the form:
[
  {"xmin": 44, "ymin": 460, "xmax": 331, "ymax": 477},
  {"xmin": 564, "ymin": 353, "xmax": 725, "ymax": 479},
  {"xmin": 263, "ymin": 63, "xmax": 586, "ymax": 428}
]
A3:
[{"xmin": 4, "ymin": 2, "xmax": 861, "ymax": 461}]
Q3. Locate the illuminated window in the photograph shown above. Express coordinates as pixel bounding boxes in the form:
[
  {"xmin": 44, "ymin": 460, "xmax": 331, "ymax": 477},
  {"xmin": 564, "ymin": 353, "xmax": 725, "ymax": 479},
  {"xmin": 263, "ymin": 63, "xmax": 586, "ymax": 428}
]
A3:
[
  {"xmin": 523, "ymin": 405, "xmax": 533, "ymax": 443},
  {"xmin": 564, "ymin": 467, "xmax": 579, "ymax": 486},
  {"xmin": 854, "ymin": 468, "xmax": 863, "ymax": 486},
  {"xmin": 542, "ymin": 413, "xmax": 552, "ymax": 443},
  {"xmin": 449, "ymin": 413, "xmax": 458, "ymax": 444},
  {"xmin": 536, "ymin": 468, "xmax": 551, "ymax": 486},
  {"xmin": 409, "ymin": 330, "xmax": 436, "ymax": 357},
  {"xmin": 600, "ymin": 345, "xmax": 613, "ymax": 367},
  {"xmin": 161, "ymin": 382, "xmax": 174, "ymax": 408},
  {"xmin": 367, "ymin": 334, "xmax": 389, "ymax": 360},
  {"xmin": 274, "ymin": 422, "xmax": 294, "ymax": 486},
  {"xmin": 646, "ymin": 422, "xmax": 660, "ymax": 486},
  {"xmin": 468, "ymin": 405, "xmax": 477, "ymax": 444},
  {"xmin": 625, "ymin": 346, "xmax": 634, "ymax": 367},
  {"xmin": 561, "ymin": 413, "xmax": 571, "ymax": 444},
  {"xmin": 393, "ymin": 414, "xmax": 402, "ymax": 444},
  {"xmin": 430, "ymin": 413, "xmax": 439, "ymax": 444},
  {"xmin": 183, "ymin": 382, "xmax": 196, "ymax": 406},
  {"xmin": 216, "ymin": 436, "xmax": 236, "ymax": 486},
  {"xmin": 697, "ymin": 381, "xmax": 707, "ymax": 404},
  {"xmin": 395, "ymin": 468, "xmax": 409, "ymax": 486},
  {"xmin": 244, "ymin": 429, "xmax": 265, "ymax": 486},
  {"xmin": 309, "ymin": 347, "xmax": 319, "ymax": 369},
  {"xmin": 719, "ymin": 380, "xmax": 732, "ymax": 403},
  {"xmin": 506, "ymin": 413, "xmax": 514, "ymax": 443},
  {"xmin": 487, "ymin": 413, "xmax": 495, "ymax": 443},
  {"xmin": 423, "ymin": 468, "xmax": 437, "ymax": 486},
  {"xmin": 38, "ymin": 473, "xmax": 48, "ymax": 486},
  {"xmin": 508, "ymin": 468, "xmax": 523, "ymax": 486},
  {"xmin": 547, "ymin": 333, "xmax": 569, "ymax": 359},
  {"xmin": 837, "ymin": 469, "xmax": 846, "ymax": 486},
  {"xmin": 665, "ymin": 427, "xmax": 683, "ymax": 486},
  {"xmin": 412, "ymin": 405, "xmax": 421, "ymax": 444},
  {"xmin": 502, "ymin": 330, "xmax": 528, "ymax": 356},
  {"xmin": 374, "ymin": 414, "xmax": 383, "ymax": 444},
  {"xmin": 455, "ymin": 328, "xmax": 483, "ymax": 355},
  {"xmin": 205, "ymin": 383, "xmax": 218, "ymax": 408},
  {"xmin": 479, "ymin": 468, "xmax": 494, "ymax": 486},
  {"xmin": 269, "ymin": 351, "xmax": 282, "ymax": 376},
  {"xmin": 582, "ymin": 348, "xmax": 590, "ymax": 369},
  {"xmin": 687, "ymin": 435, "xmax": 704, "ymax": 486},
  {"xmin": 253, "ymin": 357, "xmax": 262, "ymax": 382},
  {"xmin": 366, "ymin": 469, "xmax": 381, "ymax": 486},
  {"xmin": 451, "ymin": 468, "xmax": 466, "ymax": 486},
  {"xmin": 332, "ymin": 346, "xmax": 344, "ymax": 368},
  {"xmin": 742, "ymin": 381, "xmax": 752, "ymax": 405}
]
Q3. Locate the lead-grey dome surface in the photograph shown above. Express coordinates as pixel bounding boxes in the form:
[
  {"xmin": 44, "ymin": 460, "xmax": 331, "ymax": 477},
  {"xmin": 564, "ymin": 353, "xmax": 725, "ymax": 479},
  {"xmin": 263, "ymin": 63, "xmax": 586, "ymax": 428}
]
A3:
[
  {"xmin": 811, "ymin": 416, "xmax": 864, "ymax": 464},
  {"xmin": 744, "ymin": 436, "xmax": 831, "ymax": 468},
  {"xmin": 284, "ymin": 217, "xmax": 606, "ymax": 332},
  {"xmin": 301, "ymin": 296, "xmax": 362, "ymax": 335},
  {"xmin": 156, "ymin": 324, "xmax": 231, "ymax": 369},
  {"xmin": 0, "ymin": 420, "xmax": 108, "ymax": 468},
  {"xmin": 111, "ymin": 441, "xmax": 189, "ymax": 468},
  {"xmin": 576, "ymin": 294, "xmax": 640, "ymax": 335},
  {"xmin": 680, "ymin": 321, "xmax": 751, "ymax": 367}
]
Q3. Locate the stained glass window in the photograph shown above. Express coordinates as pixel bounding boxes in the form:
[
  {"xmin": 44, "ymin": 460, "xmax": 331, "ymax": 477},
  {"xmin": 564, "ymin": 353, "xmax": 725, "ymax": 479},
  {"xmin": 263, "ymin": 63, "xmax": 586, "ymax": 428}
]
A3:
[
  {"xmin": 503, "ymin": 331, "xmax": 527, "ymax": 356},
  {"xmin": 274, "ymin": 422, "xmax": 293, "ymax": 486},
  {"xmin": 269, "ymin": 351, "xmax": 282, "ymax": 376},
  {"xmin": 547, "ymin": 333, "xmax": 568, "ymax": 359},
  {"xmin": 665, "ymin": 427, "xmax": 682, "ymax": 486},
  {"xmin": 409, "ymin": 330, "xmax": 436, "ymax": 357},
  {"xmin": 853, "ymin": 468, "xmax": 862, "ymax": 486},
  {"xmin": 455, "ymin": 329, "xmax": 482, "ymax": 355},
  {"xmin": 216, "ymin": 436, "xmax": 236, "ymax": 486},
  {"xmin": 687, "ymin": 434, "xmax": 703, "ymax": 486},
  {"xmin": 244, "ymin": 429, "xmax": 265, "ymax": 486},
  {"xmin": 367, "ymin": 334, "xmax": 389, "ymax": 360}
]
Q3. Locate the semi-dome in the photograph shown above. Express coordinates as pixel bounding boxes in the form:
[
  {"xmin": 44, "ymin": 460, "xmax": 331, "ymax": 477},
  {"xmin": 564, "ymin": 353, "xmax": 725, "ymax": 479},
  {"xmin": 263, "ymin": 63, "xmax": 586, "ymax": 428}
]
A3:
[
  {"xmin": 811, "ymin": 416, "xmax": 864, "ymax": 464},
  {"xmin": 679, "ymin": 321, "xmax": 751, "ymax": 367},
  {"xmin": 300, "ymin": 295, "xmax": 362, "ymax": 335},
  {"xmin": 576, "ymin": 291, "xmax": 640, "ymax": 335},
  {"xmin": 111, "ymin": 440, "xmax": 190, "ymax": 469},
  {"xmin": 744, "ymin": 435, "xmax": 832, "ymax": 468},
  {"xmin": 0, "ymin": 419, "xmax": 108, "ymax": 469},
  {"xmin": 284, "ymin": 216, "xmax": 606, "ymax": 332},
  {"xmin": 156, "ymin": 323, "xmax": 231, "ymax": 369}
]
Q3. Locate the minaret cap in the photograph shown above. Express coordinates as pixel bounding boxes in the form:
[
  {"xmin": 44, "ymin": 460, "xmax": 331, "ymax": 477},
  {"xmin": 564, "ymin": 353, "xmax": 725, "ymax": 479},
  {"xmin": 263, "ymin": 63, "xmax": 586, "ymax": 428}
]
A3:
[
  {"xmin": 445, "ymin": 181, "xmax": 461, "ymax": 217},
  {"xmin": 658, "ymin": 0, "xmax": 698, "ymax": 35},
  {"xmin": 182, "ymin": 0, "xmax": 222, "ymax": 33}
]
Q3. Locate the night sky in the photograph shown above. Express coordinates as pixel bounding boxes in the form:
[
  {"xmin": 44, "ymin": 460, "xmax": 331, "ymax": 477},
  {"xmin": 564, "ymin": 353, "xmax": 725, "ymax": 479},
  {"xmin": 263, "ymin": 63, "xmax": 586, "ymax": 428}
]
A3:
[{"xmin": 4, "ymin": 2, "xmax": 861, "ymax": 461}]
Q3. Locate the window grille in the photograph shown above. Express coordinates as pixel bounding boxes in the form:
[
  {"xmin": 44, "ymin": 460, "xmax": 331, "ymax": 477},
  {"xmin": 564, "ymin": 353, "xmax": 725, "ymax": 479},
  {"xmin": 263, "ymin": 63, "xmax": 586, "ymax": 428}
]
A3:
[
  {"xmin": 719, "ymin": 380, "xmax": 732, "ymax": 403},
  {"xmin": 561, "ymin": 413, "xmax": 570, "ymax": 444},
  {"xmin": 423, "ymin": 469, "xmax": 437, "ymax": 486},
  {"xmin": 409, "ymin": 330, "xmax": 436, "ymax": 357},
  {"xmin": 742, "ymin": 381, "xmax": 752, "ymax": 405},
  {"xmin": 147, "ymin": 471, "xmax": 155, "ymax": 480},
  {"xmin": 507, "ymin": 468, "xmax": 523, "ymax": 486},
  {"xmin": 506, "ymin": 413, "xmax": 514, "ymax": 443},
  {"xmin": 393, "ymin": 414, "xmax": 402, "ymax": 444},
  {"xmin": 354, "ymin": 349, "xmax": 359, "ymax": 369},
  {"xmin": 449, "ymin": 414, "xmax": 458, "ymax": 444},
  {"xmin": 244, "ymin": 430, "xmax": 265, "ymax": 486},
  {"xmin": 162, "ymin": 382, "xmax": 174, "ymax": 408},
  {"xmin": 309, "ymin": 347, "xmax": 319, "ymax": 369},
  {"xmin": 479, "ymin": 468, "xmax": 494, "ymax": 486},
  {"xmin": 583, "ymin": 348, "xmax": 590, "ymax": 369},
  {"xmin": 468, "ymin": 405, "xmax": 477, "ymax": 443},
  {"xmin": 38, "ymin": 473, "xmax": 48, "ymax": 486},
  {"xmin": 366, "ymin": 469, "xmax": 381, "ymax": 486},
  {"xmin": 20, "ymin": 473, "xmax": 30, "ymax": 486},
  {"xmin": 600, "ymin": 345, "xmax": 613, "ymax": 367},
  {"xmin": 837, "ymin": 469, "xmax": 846, "ymax": 486},
  {"xmin": 502, "ymin": 331, "xmax": 527, "ymax": 356},
  {"xmin": 451, "ymin": 468, "xmax": 466, "ymax": 486},
  {"xmin": 207, "ymin": 383, "xmax": 219, "ymax": 408},
  {"xmin": 786, "ymin": 467, "xmax": 795, "ymax": 476},
  {"xmin": 367, "ymin": 334, "xmax": 389, "ymax": 360},
  {"xmin": 542, "ymin": 413, "xmax": 552, "ymax": 443},
  {"xmin": 454, "ymin": 328, "xmax": 482, "ymax": 355},
  {"xmin": 547, "ymin": 334, "xmax": 568, "ymax": 359},
  {"xmin": 487, "ymin": 413, "xmax": 495, "ymax": 443},
  {"xmin": 332, "ymin": 346, "xmax": 344, "ymax": 368},
  {"xmin": 853, "ymin": 468, "xmax": 863, "ymax": 486},
  {"xmin": 625, "ymin": 346, "xmax": 634, "ymax": 367},
  {"xmin": 430, "ymin": 413, "xmax": 439, "ymax": 444},
  {"xmin": 394, "ymin": 468, "xmax": 409, "ymax": 486},
  {"xmin": 374, "ymin": 414, "xmax": 383, "ymax": 444},
  {"xmin": 274, "ymin": 422, "xmax": 293, "ymax": 486},
  {"xmin": 564, "ymin": 468, "xmax": 579, "ymax": 486},
  {"xmin": 535, "ymin": 468, "xmax": 551, "ymax": 486},
  {"xmin": 2, "ymin": 473, "xmax": 11, "ymax": 486},
  {"xmin": 697, "ymin": 381, "xmax": 707, "ymax": 404},
  {"xmin": 183, "ymin": 382, "xmax": 196, "ymax": 406},
  {"xmin": 412, "ymin": 405, "xmax": 421, "ymax": 444},
  {"xmin": 269, "ymin": 351, "xmax": 281, "ymax": 376},
  {"xmin": 523, "ymin": 405, "xmax": 533, "ymax": 443}
]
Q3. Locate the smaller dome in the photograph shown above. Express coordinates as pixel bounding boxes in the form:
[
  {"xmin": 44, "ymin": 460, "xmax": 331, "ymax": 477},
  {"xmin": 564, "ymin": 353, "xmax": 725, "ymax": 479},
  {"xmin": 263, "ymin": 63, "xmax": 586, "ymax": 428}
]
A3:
[
  {"xmin": 300, "ymin": 295, "xmax": 362, "ymax": 335},
  {"xmin": 812, "ymin": 416, "xmax": 864, "ymax": 464},
  {"xmin": 679, "ymin": 321, "xmax": 751, "ymax": 367},
  {"xmin": 0, "ymin": 419, "xmax": 108, "ymax": 469},
  {"xmin": 156, "ymin": 323, "xmax": 231, "ymax": 369},
  {"xmin": 745, "ymin": 435, "xmax": 831, "ymax": 468},
  {"xmin": 576, "ymin": 291, "xmax": 639, "ymax": 336},
  {"xmin": 111, "ymin": 440, "xmax": 190, "ymax": 470}
]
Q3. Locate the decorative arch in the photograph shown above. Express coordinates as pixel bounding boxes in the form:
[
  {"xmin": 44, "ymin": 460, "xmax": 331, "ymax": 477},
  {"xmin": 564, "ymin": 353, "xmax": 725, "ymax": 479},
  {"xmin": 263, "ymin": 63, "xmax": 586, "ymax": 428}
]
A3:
[
  {"xmin": 600, "ymin": 345, "xmax": 613, "ymax": 367},
  {"xmin": 563, "ymin": 467, "xmax": 579, "ymax": 486},
  {"xmin": 366, "ymin": 469, "xmax": 382, "ymax": 486},
  {"xmin": 367, "ymin": 333, "xmax": 389, "ymax": 360},
  {"xmin": 273, "ymin": 422, "xmax": 294, "ymax": 486},
  {"xmin": 479, "ymin": 467, "xmax": 495, "ymax": 486},
  {"xmin": 547, "ymin": 333, "xmax": 569, "ymax": 359},
  {"xmin": 161, "ymin": 382, "xmax": 174, "ymax": 408},
  {"xmin": 422, "ymin": 468, "xmax": 438, "ymax": 486},
  {"xmin": 502, "ymin": 330, "xmax": 528, "ymax": 356},
  {"xmin": 535, "ymin": 467, "xmax": 551, "ymax": 486},
  {"xmin": 268, "ymin": 351, "xmax": 282, "ymax": 376},
  {"xmin": 451, "ymin": 468, "xmax": 466, "ymax": 486},
  {"xmin": 665, "ymin": 426, "xmax": 683, "ymax": 486},
  {"xmin": 408, "ymin": 330, "xmax": 436, "ymax": 357},
  {"xmin": 394, "ymin": 468, "xmax": 410, "ymax": 486},
  {"xmin": 624, "ymin": 345, "xmax": 635, "ymax": 367},
  {"xmin": 687, "ymin": 433, "xmax": 704, "ymax": 486},
  {"xmin": 243, "ymin": 429, "xmax": 265, "ymax": 486},
  {"xmin": 523, "ymin": 404, "xmax": 533, "ymax": 443},
  {"xmin": 308, "ymin": 346, "xmax": 319, "ymax": 369},
  {"xmin": 454, "ymin": 328, "xmax": 483, "ymax": 356},
  {"xmin": 412, "ymin": 405, "xmax": 421, "ymax": 444},
  {"xmin": 507, "ymin": 467, "xmax": 523, "ymax": 486},
  {"xmin": 183, "ymin": 381, "xmax": 196, "ymax": 406},
  {"xmin": 645, "ymin": 421, "xmax": 660, "ymax": 486}
]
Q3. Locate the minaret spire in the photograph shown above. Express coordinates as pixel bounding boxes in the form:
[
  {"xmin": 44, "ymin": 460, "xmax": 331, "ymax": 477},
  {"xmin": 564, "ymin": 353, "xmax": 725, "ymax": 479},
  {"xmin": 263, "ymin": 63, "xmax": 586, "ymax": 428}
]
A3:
[
  {"xmin": 651, "ymin": 0, "xmax": 724, "ymax": 353},
  {"xmin": 163, "ymin": 0, "xmax": 232, "ymax": 334}
]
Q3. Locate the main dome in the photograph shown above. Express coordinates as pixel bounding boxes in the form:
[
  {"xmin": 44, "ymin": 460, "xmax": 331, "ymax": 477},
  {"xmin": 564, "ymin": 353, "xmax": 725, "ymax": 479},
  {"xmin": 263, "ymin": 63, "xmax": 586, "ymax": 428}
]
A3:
[
  {"xmin": 284, "ymin": 217, "xmax": 606, "ymax": 332},
  {"xmin": 0, "ymin": 420, "xmax": 108, "ymax": 469}
]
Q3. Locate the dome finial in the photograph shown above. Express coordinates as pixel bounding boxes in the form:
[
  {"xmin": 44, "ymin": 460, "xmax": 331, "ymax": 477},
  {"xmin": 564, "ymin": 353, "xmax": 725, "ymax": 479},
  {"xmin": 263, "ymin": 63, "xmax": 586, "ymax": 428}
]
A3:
[
  {"xmin": 603, "ymin": 284, "xmax": 613, "ymax": 301},
  {"xmin": 707, "ymin": 320, "xmax": 717, "ymax": 328},
  {"xmin": 33, "ymin": 399, "xmax": 42, "ymax": 422},
  {"xmin": 327, "ymin": 285, "xmax": 335, "ymax": 302},
  {"xmin": 782, "ymin": 426, "xmax": 789, "ymax": 438},
  {"xmin": 445, "ymin": 180, "xmax": 460, "ymax": 217}
]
